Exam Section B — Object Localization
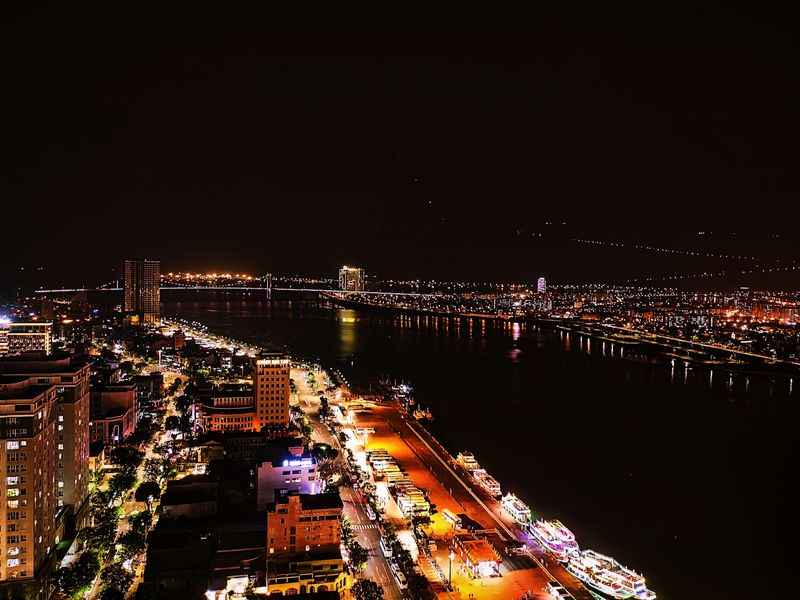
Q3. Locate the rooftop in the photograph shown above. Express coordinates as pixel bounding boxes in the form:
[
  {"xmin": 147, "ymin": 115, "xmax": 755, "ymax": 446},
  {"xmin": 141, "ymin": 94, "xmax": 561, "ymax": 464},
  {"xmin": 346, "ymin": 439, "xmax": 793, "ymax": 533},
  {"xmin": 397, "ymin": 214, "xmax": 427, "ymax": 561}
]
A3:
[{"xmin": 271, "ymin": 493, "xmax": 343, "ymax": 512}]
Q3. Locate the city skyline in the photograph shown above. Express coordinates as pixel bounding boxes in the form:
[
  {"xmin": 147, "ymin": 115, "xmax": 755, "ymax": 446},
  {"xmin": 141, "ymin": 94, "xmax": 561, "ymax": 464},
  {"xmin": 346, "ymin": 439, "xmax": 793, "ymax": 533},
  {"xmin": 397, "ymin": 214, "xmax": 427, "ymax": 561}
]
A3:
[
  {"xmin": 1, "ymin": 8, "xmax": 797, "ymax": 599},
  {"xmin": 3, "ymin": 8, "xmax": 800, "ymax": 290}
]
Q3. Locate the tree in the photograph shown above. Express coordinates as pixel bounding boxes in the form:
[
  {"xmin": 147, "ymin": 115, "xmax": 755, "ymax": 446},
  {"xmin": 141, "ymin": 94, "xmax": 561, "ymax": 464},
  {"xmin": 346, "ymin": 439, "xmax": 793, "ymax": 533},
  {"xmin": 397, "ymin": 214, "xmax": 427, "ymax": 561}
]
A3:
[
  {"xmin": 134, "ymin": 481, "xmax": 161, "ymax": 508},
  {"xmin": 340, "ymin": 517, "xmax": 354, "ymax": 547},
  {"xmin": 108, "ymin": 470, "xmax": 136, "ymax": 498},
  {"xmin": 164, "ymin": 415, "xmax": 180, "ymax": 431},
  {"xmin": 99, "ymin": 562, "xmax": 133, "ymax": 597},
  {"xmin": 319, "ymin": 395, "xmax": 330, "ymax": 417},
  {"xmin": 351, "ymin": 579, "xmax": 384, "ymax": 600},
  {"xmin": 143, "ymin": 458, "xmax": 164, "ymax": 484},
  {"xmin": 55, "ymin": 550, "xmax": 100, "ymax": 598},
  {"xmin": 117, "ymin": 530, "xmax": 146, "ymax": 560},
  {"xmin": 312, "ymin": 444, "xmax": 338, "ymax": 465},
  {"xmin": 98, "ymin": 586, "xmax": 125, "ymax": 600},
  {"xmin": 348, "ymin": 540, "xmax": 369, "ymax": 572},
  {"xmin": 128, "ymin": 509, "xmax": 153, "ymax": 535},
  {"xmin": 108, "ymin": 446, "xmax": 144, "ymax": 470},
  {"xmin": 407, "ymin": 573, "xmax": 433, "ymax": 600}
]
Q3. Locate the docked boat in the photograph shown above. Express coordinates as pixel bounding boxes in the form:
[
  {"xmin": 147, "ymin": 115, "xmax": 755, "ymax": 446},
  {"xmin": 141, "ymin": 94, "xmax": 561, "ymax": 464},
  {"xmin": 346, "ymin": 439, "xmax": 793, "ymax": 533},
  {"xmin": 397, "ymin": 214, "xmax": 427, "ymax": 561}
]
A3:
[
  {"xmin": 456, "ymin": 451, "xmax": 481, "ymax": 472},
  {"xmin": 412, "ymin": 406, "xmax": 433, "ymax": 421},
  {"xmin": 529, "ymin": 520, "xmax": 579, "ymax": 561},
  {"xmin": 501, "ymin": 492, "xmax": 532, "ymax": 525},
  {"xmin": 565, "ymin": 550, "xmax": 656, "ymax": 600},
  {"xmin": 546, "ymin": 582, "xmax": 570, "ymax": 599},
  {"xmin": 472, "ymin": 469, "xmax": 502, "ymax": 497}
]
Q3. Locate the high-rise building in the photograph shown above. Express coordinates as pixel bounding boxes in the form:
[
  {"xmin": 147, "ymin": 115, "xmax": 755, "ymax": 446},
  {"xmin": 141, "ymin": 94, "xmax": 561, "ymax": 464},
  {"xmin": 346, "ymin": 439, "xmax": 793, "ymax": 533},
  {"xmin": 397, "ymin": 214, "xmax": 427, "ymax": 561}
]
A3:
[
  {"xmin": 0, "ymin": 319, "xmax": 9, "ymax": 355},
  {"xmin": 123, "ymin": 259, "xmax": 161, "ymax": 325},
  {"xmin": 0, "ymin": 376, "xmax": 60, "ymax": 582},
  {"xmin": 537, "ymin": 277, "xmax": 547, "ymax": 294},
  {"xmin": 0, "ymin": 354, "xmax": 91, "ymax": 513},
  {"xmin": 338, "ymin": 266, "xmax": 365, "ymax": 291},
  {"xmin": 253, "ymin": 353, "xmax": 291, "ymax": 431},
  {"xmin": 6, "ymin": 322, "xmax": 52, "ymax": 356}
]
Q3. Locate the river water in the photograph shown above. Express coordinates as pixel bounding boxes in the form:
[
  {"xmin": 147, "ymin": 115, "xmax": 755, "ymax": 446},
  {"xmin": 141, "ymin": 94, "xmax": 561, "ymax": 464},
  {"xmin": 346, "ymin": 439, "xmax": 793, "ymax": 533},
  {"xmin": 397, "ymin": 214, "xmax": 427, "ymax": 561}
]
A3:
[{"xmin": 164, "ymin": 297, "xmax": 796, "ymax": 599}]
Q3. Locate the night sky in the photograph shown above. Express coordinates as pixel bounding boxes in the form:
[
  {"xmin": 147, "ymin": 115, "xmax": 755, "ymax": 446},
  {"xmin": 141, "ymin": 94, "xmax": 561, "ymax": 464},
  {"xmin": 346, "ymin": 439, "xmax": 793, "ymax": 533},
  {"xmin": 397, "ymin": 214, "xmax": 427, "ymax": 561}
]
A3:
[{"xmin": 2, "ymin": 7, "xmax": 799, "ymax": 290}]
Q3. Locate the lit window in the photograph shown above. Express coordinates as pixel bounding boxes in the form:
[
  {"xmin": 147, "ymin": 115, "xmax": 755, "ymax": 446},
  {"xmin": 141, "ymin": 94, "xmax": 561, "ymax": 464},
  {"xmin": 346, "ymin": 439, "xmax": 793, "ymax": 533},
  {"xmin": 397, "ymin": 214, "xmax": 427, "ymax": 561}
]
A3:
[
  {"xmin": 7, "ymin": 558, "xmax": 20, "ymax": 567},
  {"xmin": 6, "ymin": 442, "xmax": 19, "ymax": 450}
]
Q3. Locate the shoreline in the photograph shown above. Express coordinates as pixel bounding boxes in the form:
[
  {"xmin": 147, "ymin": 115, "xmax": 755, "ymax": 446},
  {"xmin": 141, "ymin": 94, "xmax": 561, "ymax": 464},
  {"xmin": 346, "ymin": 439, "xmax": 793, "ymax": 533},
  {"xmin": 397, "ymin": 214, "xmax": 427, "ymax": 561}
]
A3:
[{"xmin": 164, "ymin": 316, "xmax": 599, "ymax": 599}]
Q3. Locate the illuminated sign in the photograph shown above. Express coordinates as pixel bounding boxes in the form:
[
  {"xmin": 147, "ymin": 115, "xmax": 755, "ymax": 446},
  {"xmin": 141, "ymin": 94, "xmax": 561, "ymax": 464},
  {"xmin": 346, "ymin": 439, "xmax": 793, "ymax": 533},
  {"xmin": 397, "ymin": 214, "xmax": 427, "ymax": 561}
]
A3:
[{"xmin": 282, "ymin": 458, "xmax": 314, "ymax": 467}]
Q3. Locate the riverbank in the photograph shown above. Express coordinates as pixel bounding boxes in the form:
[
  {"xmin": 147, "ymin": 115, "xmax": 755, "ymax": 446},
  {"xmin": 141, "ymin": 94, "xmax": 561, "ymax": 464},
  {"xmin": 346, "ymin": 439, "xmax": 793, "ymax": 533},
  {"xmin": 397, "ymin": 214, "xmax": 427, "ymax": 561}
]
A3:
[{"xmin": 175, "ymin": 314, "xmax": 594, "ymax": 599}]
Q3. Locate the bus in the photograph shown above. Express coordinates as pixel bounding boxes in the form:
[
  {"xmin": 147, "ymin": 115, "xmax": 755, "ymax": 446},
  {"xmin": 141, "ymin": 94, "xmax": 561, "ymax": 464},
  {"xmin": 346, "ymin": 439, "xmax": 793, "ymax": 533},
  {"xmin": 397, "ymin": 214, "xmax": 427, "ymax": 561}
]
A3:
[
  {"xmin": 394, "ymin": 569, "xmax": 407, "ymax": 590},
  {"xmin": 380, "ymin": 537, "xmax": 393, "ymax": 559}
]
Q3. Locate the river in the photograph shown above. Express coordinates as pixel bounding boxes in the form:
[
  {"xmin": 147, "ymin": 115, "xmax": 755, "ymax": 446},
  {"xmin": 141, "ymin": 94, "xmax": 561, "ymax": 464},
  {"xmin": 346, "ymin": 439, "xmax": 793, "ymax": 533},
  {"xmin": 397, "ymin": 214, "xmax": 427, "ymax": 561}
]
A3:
[{"xmin": 164, "ymin": 297, "xmax": 797, "ymax": 599}]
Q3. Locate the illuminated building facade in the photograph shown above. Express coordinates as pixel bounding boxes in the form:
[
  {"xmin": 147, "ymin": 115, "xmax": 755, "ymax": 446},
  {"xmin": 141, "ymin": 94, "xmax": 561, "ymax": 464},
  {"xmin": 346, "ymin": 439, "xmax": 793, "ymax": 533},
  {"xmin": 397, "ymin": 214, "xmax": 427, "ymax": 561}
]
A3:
[
  {"xmin": 338, "ymin": 266, "xmax": 365, "ymax": 291},
  {"xmin": 266, "ymin": 493, "xmax": 342, "ymax": 555},
  {"xmin": 537, "ymin": 277, "xmax": 547, "ymax": 294},
  {"xmin": 256, "ymin": 441, "xmax": 321, "ymax": 509},
  {"xmin": 196, "ymin": 385, "xmax": 256, "ymax": 433},
  {"xmin": 6, "ymin": 323, "xmax": 52, "ymax": 356},
  {"xmin": 0, "ymin": 354, "xmax": 91, "ymax": 512},
  {"xmin": 0, "ymin": 376, "xmax": 60, "ymax": 582},
  {"xmin": 123, "ymin": 259, "xmax": 161, "ymax": 325},
  {"xmin": 253, "ymin": 353, "xmax": 290, "ymax": 430},
  {"xmin": 0, "ymin": 319, "xmax": 9, "ymax": 355}
]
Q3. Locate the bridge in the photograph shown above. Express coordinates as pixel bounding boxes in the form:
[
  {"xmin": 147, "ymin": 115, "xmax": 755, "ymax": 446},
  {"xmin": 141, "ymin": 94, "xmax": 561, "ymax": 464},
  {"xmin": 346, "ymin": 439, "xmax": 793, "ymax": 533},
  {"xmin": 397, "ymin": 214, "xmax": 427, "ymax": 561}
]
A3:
[{"xmin": 33, "ymin": 286, "xmax": 440, "ymax": 297}]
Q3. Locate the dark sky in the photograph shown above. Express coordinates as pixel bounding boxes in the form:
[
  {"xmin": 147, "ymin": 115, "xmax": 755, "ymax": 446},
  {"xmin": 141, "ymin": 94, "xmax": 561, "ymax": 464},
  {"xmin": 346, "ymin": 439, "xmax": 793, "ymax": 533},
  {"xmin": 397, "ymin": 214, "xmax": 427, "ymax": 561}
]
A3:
[{"xmin": 2, "ymin": 7, "xmax": 799, "ymax": 289}]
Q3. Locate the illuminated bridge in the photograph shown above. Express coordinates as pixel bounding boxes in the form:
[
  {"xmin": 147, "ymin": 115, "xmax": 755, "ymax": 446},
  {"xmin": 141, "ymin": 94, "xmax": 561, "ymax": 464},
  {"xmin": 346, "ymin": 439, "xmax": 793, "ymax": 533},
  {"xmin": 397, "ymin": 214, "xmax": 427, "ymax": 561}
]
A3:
[{"xmin": 33, "ymin": 286, "xmax": 439, "ymax": 297}]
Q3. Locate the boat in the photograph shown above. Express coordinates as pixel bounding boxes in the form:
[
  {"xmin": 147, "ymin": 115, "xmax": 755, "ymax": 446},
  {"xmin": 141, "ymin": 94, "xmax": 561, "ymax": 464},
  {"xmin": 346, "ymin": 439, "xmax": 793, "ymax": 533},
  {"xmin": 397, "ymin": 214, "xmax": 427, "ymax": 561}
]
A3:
[
  {"xmin": 565, "ymin": 550, "xmax": 656, "ymax": 599},
  {"xmin": 456, "ymin": 451, "xmax": 481, "ymax": 472},
  {"xmin": 546, "ymin": 582, "xmax": 570, "ymax": 599},
  {"xmin": 472, "ymin": 469, "xmax": 502, "ymax": 497},
  {"xmin": 501, "ymin": 492, "xmax": 532, "ymax": 525},
  {"xmin": 529, "ymin": 520, "xmax": 579, "ymax": 560},
  {"xmin": 412, "ymin": 406, "xmax": 433, "ymax": 421}
]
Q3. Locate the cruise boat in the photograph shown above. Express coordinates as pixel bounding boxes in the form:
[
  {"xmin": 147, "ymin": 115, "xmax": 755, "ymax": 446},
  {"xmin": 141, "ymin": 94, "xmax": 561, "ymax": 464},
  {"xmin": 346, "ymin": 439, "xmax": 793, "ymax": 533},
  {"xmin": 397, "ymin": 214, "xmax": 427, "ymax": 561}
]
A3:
[
  {"xmin": 529, "ymin": 520, "xmax": 579, "ymax": 560},
  {"xmin": 546, "ymin": 582, "xmax": 570, "ymax": 599},
  {"xmin": 456, "ymin": 451, "xmax": 481, "ymax": 472},
  {"xmin": 472, "ymin": 469, "xmax": 502, "ymax": 497},
  {"xmin": 501, "ymin": 492, "xmax": 532, "ymax": 525},
  {"xmin": 566, "ymin": 550, "xmax": 656, "ymax": 600}
]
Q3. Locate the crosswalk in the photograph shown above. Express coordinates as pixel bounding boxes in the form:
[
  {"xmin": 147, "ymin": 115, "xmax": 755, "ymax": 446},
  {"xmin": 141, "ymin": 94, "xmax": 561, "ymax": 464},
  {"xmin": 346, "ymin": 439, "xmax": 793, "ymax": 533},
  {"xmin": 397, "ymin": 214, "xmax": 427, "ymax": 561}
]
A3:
[{"xmin": 352, "ymin": 523, "xmax": 379, "ymax": 531}]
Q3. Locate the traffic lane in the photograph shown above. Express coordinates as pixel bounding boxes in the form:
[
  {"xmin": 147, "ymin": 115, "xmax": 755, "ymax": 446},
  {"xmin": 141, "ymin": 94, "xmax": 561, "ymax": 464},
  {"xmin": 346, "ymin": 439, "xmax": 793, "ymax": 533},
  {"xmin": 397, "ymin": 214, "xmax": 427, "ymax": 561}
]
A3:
[{"xmin": 340, "ymin": 486, "xmax": 401, "ymax": 600}]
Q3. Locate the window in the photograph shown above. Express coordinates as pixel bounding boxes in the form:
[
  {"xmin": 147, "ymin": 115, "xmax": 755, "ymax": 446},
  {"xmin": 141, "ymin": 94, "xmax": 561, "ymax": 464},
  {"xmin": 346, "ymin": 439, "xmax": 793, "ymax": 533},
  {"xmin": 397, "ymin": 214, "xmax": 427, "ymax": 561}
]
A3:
[
  {"xmin": 6, "ymin": 477, "xmax": 18, "ymax": 486},
  {"xmin": 7, "ymin": 489, "xmax": 19, "ymax": 498},
  {"xmin": 7, "ymin": 500, "xmax": 19, "ymax": 508},
  {"xmin": 7, "ymin": 559, "xmax": 20, "ymax": 567},
  {"xmin": 6, "ymin": 442, "xmax": 18, "ymax": 450}
]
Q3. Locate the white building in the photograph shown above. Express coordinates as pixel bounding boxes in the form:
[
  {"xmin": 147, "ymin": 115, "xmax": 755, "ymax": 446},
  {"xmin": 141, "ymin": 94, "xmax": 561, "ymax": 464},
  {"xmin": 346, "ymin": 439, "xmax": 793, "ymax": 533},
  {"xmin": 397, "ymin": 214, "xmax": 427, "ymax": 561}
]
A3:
[
  {"xmin": 256, "ymin": 443, "xmax": 323, "ymax": 510},
  {"xmin": 339, "ymin": 266, "xmax": 365, "ymax": 291},
  {"xmin": 537, "ymin": 277, "xmax": 547, "ymax": 294},
  {"xmin": 7, "ymin": 322, "xmax": 52, "ymax": 355}
]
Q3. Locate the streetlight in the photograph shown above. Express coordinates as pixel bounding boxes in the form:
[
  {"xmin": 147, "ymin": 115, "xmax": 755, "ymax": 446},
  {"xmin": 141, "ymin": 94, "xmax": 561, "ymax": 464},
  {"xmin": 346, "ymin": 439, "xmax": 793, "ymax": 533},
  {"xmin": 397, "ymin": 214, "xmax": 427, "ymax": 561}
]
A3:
[{"xmin": 448, "ymin": 550, "xmax": 455, "ymax": 589}]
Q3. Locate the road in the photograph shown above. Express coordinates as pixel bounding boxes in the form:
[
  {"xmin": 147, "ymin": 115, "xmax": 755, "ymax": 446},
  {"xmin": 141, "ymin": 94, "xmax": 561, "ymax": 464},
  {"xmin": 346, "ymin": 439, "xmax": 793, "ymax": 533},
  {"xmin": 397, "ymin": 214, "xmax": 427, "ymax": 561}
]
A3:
[
  {"xmin": 293, "ymin": 368, "xmax": 402, "ymax": 600},
  {"xmin": 604, "ymin": 323, "xmax": 800, "ymax": 367},
  {"xmin": 376, "ymin": 405, "xmax": 594, "ymax": 600}
]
